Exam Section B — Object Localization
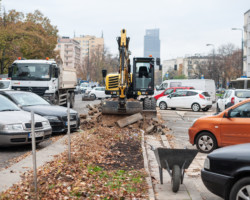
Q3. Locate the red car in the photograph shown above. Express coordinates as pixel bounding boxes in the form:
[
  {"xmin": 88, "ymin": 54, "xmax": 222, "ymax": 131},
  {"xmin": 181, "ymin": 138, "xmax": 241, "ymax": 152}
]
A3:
[{"xmin": 154, "ymin": 86, "xmax": 194, "ymax": 100}]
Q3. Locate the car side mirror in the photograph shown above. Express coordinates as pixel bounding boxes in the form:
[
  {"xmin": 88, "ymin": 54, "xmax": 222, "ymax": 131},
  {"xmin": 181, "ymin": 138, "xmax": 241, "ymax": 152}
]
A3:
[{"xmin": 224, "ymin": 109, "xmax": 231, "ymax": 118}]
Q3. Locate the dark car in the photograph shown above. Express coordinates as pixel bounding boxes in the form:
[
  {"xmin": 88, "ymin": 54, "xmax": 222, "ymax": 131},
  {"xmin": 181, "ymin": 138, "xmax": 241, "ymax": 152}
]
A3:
[
  {"xmin": 201, "ymin": 143, "xmax": 250, "ymax": 200},
  {"xmin": 0, "ymin": 91, "xmax": 80, "ymax": 133}
]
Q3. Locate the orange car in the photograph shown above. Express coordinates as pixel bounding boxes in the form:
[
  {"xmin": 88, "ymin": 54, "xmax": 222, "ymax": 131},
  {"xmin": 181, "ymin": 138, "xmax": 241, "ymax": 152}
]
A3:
[{"xmin": 189, "ymin": 98, "xmax": 250, "ymax": 153}]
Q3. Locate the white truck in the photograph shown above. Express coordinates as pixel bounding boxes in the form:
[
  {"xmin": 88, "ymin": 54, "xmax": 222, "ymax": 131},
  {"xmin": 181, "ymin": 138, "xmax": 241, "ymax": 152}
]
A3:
[
  {"xmin": 155, "ymin": 79, "xmax": 216, "ymax": 103},
  {"xmin": 8, "ymin": 59, "xmax": 77, "ymax": 107}
]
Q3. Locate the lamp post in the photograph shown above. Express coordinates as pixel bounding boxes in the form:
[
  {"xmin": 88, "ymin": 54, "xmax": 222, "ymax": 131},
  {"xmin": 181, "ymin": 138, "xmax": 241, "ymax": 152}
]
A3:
[{"xmin": 232, "ymin": 28, "xmax": 244, "ymax": 76}]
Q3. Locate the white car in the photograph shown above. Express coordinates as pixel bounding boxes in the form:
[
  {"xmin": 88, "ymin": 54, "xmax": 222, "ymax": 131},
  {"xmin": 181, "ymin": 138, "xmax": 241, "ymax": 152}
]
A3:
[
  {"xmin": 217, "ymin": 89, "xmax": 250, "ymax": 112},
  {"xmin": 0, "ymin": 78, "xmax": 11, "ymax": 91},
  {"xmin": 89, "ymin": 87, "xmax": 111, "ymax": 99},
  {"xmin": 157, "ymin": 90, "xmax": 212, "ymax": 112}
]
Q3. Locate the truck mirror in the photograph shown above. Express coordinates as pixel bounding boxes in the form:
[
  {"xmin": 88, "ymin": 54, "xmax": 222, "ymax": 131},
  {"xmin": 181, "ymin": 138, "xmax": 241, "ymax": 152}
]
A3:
[
  {"xmin": 55, "ymin": 68, "xmax": 60, "ymax": 78},
  {"xmin": 102, "ymin": 69, "xmax": 107, "ymax": 78},
  {"xmin": 156, "ymin": 58, "xmax": 161, "ymax": 66},
  {"xmin": 159, "ymin": 64, "xmax": 162, "ymax": 71}
]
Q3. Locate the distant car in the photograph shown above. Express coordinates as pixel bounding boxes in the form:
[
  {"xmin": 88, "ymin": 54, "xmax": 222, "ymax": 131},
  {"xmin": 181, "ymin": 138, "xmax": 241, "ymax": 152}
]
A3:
[
  {"xmin": 0, "ymin": 91, "xmax": 80, "ymax": 133},
  {"xmin": 154, "ymin": 86, "xmax": 194, "ymax": 100},
  {"xmin": 0, "ymin": 94, "xmax": 52, "ymax": 146},
  {"xmin": 156, "ymin": 90, "xmax": 212, "ymax": 112},
  {"xmin": 74, "ymin": 85, "xmax": 81, "ymax": 94},
  {"xmin": 201, "ymin": 143, "xmax": 250, "ymax": 200},
  {"xmin": 0, "ymin": 78, "xmax": 11, "ymax": 91},
  {"xmin": 80, "ymin": 82, "xmax": 89, "ymax": 93},
  {"xmin": 217, "ymin": 89, "xmax": 250, "ymax": 112},
  {"xmin": 189, "ymin": 98, "xmax": 250, "ymax": 153},
  {"xmin": 88, "ymin": 87, "xmax": 111, "ymax": 99}
]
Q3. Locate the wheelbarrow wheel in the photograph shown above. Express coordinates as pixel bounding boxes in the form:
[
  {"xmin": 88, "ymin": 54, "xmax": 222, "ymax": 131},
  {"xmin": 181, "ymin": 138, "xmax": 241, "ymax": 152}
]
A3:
[{"xmin": 171, "ymin": 165, "xmax": 181, "ymax": 193}]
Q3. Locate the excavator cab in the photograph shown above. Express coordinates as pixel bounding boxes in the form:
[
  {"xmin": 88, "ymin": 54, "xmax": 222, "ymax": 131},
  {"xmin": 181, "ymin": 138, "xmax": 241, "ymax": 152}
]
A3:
[{"xmin": 133, "ymin": 57, "xmax": 155, "ymax": 96}]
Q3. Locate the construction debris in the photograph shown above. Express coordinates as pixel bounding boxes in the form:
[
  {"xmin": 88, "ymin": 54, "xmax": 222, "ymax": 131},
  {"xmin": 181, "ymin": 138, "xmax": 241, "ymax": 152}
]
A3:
[{"xmin": 117, "ymin": 113, "xmax": 143, "ymax": 128}]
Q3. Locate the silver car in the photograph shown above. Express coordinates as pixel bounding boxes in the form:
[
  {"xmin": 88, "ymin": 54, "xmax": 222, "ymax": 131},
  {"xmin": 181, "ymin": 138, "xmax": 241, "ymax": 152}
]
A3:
[{"xmin": 0, "ymin": 95, "xmax": 52, "ymax": 146}]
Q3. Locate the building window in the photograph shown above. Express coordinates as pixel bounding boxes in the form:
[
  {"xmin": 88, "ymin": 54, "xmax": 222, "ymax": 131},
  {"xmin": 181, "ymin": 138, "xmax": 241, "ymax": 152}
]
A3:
[{"xmin": 58, "ymin": 45, "xmax": 61, "ymax": 48}]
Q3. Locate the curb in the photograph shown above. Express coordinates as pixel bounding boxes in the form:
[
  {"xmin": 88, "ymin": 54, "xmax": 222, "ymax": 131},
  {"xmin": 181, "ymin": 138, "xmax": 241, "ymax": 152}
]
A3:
[{"xmin": 141, "ymin": 130, "xmax": 155, "ymax": 200}]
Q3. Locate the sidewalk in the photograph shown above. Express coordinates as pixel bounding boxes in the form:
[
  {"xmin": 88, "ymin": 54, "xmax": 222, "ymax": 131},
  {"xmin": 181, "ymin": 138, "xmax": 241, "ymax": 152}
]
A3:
[
  {"xmin": 144, "ymin": 134, "xmax": 222, "ymax": 200},
  {"xmin": 0, "ymin": 135, "xmax": 68, "ymax": 192}
]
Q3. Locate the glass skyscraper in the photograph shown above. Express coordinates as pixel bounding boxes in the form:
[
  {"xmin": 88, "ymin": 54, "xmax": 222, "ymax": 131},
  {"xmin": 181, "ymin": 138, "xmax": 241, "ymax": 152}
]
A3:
[{"xmin": 144, "ymin": 29, "xmax": 160, "ymax": 58}]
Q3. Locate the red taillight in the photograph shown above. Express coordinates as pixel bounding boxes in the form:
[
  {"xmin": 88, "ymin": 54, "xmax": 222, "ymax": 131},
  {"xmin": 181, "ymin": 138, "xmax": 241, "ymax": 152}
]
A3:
[
  {"xmin": 231, "ymin": 97, "xmax": 235, "ymax": 104},
  {"xmin": 199, "ymin": 94, "xmax": 205, "ymax": 99}
]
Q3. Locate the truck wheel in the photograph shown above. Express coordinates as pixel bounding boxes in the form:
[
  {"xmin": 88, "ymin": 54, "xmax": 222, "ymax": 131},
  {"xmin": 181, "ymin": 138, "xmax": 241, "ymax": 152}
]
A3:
[
  {"xmin": 70, "ymin": 93, "xmax": 75, "ymax": 108},
  {"xmin": 53, "ymin": 93, "xmax": 59, "ymax": 105},
  {"xmin": 151, "ymin": 98, "xmax": 156, "ymax": 110},
  {"xmin": 171, "ymin": 165, "xmax": 181, "ymax": 193},
  {"xmin": 143, "ymin": 98, "xmax": 152, "ymax": 110}
]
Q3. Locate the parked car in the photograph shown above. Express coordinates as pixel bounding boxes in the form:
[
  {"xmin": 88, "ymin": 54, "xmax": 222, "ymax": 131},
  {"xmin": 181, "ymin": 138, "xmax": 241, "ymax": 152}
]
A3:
[
  {"xmin": 156, "ymin": 90, "xmax": 212, "ymax": 112},
  {"xmin": 0, "ymin": 94, "xmax": 52, "ymax": 146},
  {"xmin": 189, "ymin": 98, "xmax": 250, "ymax": 153},
  {"xmin": 201, "ymin": 143, "xmax": 250, "ymax": 200},
  {"xmin": 154, "ymin": 86, "xmax": 194, "ymax": 100},
  {"xmin": 88, "ymin": 87, "xmax": 111, "ymax": 99},
  {"xmin": 217, "ymin": 89, "xmax": 250, "ymax": 113},
  {"xmin": 155, "ymin": 79, "xmax": 216, "ymax": 102},
  {"xmin": 0, "ymin": 78, "xmax": 11, "ymax": 91},
  {"xmin": 0, "ymin": 91, "xmax": 80, "ymax": 133}
]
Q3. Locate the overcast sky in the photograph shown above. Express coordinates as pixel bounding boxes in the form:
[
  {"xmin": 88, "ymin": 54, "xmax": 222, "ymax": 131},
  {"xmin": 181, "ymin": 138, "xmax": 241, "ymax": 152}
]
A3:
[{"xmin": 3, "ymin": 0, "xmax": 250, "ymax": 60}]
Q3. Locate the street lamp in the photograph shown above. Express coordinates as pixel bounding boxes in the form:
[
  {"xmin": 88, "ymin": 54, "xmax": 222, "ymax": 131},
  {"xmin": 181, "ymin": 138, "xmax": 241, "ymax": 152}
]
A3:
[{"xmin": 232, "ymin": 28, "xmax": 244, "ymax": 76}]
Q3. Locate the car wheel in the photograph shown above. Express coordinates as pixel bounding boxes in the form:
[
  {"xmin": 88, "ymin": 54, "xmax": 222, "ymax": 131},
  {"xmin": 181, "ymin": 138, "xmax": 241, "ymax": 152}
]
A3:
[
  {"xmin": 196, "ymin": 132, "xmax": 217, "ymax": 153},
  {"xmin": 90, "ymin": 94, "xmax": 96, "ymax": 100},
  {"xmin": 159, "ymin": 102, "xmax": 167, "ymax": 110},
  {"xmin": 229, "ymin": 177, "xmax": 250, "ymax": 200},
  {"xmin": 171, "ymin": 165, "xmax": 181, "ymax": 193},
  {"xmin": 202, "ymin": 108, "xmax": 209, "ymax": 112},
  {"xmin": 192, "ymin": 103, "xmax": 200, "ymax": 112}
]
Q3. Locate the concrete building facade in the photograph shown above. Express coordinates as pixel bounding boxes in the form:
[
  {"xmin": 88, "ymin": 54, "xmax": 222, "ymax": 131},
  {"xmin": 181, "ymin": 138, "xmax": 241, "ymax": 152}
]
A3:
[
  {"xmin": 55, "ymin": 37, "xmax": 81, "ymax": 70},
  {"xmin": 144, "ymin": 29, "xmax": 160, "ymax": 58},
  {"xmin": 74, "ymin": 35, "xmax": 104, "ymax": 59},
  {"xmin": 244, "ymin": 9, "xmax": 250, "ymax": 77}
]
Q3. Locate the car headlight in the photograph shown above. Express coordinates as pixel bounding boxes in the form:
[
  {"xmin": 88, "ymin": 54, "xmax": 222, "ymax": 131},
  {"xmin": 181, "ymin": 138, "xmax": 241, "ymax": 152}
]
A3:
[
  {"xmin": 204, "ymin": 157, "xmax": 210, "ymax": 170},
  {"xmin": 42, "ymin": 121, "xmax": 51, "ymax": 129},
  {"xmin": 44, "ymin": 116, "xmax": 60, "ymax": 122},
  {"xmin": 4, "ymin": 124, "xmax": 24, "ymax": 131}
]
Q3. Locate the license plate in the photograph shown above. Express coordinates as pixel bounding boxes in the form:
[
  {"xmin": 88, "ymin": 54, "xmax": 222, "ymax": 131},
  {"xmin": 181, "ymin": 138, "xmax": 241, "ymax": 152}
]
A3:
[
  {"xmin": 65, "ymin": 121, "xmax": 77, "ymax": 126},
  {"xmin": 28, "ymin": 131, "xmax": 44, "ymax": 138}
]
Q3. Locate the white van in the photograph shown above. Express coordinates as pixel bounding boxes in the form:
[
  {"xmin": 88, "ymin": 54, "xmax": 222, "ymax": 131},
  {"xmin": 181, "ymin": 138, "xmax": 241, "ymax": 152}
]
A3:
[{"xmin": 155, "ymin": 79, "xmax": 216, "ymax": 102}]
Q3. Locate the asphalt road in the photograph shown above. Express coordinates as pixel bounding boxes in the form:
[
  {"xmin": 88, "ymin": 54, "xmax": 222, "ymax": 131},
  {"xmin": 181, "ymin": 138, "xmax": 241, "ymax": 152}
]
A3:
[{"xmin": 0, "ymin": 94, "xmax": 100, "ymax": 170}]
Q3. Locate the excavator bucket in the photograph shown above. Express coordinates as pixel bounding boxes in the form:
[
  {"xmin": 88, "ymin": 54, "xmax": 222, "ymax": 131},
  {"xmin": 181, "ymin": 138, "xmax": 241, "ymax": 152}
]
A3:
[{"xmin": 102, "ymin": 100, "xmax": 143, "ymax": 115}]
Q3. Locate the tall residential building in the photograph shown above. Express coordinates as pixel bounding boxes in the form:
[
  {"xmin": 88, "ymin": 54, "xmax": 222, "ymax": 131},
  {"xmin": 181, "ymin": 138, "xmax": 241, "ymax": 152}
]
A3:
[
  {"xmin": 244, "ymin": 9, "xmax": 250, "ymax": 77},
  {"xmin": 55, "ymin": 37, "xmax": 81, "ymax": 70},
  {"xmin": 74, "ymin": 35, "xmax": 104, "ymax": 59},
  {"xmin": 144, "ymin": 29, "xmax": 160, "ymax": 58}
]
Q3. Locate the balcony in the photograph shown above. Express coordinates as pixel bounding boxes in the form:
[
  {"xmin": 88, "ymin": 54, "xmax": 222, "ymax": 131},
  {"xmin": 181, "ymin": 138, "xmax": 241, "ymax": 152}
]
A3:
[{"xmin": 65, "ymin": 48, "xmax": 73, "ymax": 51}]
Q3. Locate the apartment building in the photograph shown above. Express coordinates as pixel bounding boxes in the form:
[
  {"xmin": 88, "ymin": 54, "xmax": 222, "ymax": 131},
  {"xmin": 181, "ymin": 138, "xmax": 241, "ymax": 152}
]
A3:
[
  {"xmin": 244, "ymin": 9, "xmax": 250, "ymax": 77},
  {"xmin": 55, "ymin": 37, "xmax": 81, "ymax": 70},
  {"xmin": 74, "ymin": 35, "xmax": 104, "ymax": 59}
]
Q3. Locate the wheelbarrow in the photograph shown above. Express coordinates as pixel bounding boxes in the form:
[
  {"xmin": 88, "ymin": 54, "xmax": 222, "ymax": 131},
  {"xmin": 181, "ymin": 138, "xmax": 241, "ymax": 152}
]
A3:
[{"xmin": 150, "ymin": 146, "xmax": 198, "ymax": 193}]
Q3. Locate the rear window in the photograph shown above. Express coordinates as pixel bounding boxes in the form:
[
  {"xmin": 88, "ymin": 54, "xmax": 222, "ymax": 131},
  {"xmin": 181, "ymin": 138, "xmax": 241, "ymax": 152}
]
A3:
[
  {"xmin": 235, "ymin": 91, "xmax": 250, "ymax": 98},
  {"xmin": 202, "ymin": 92, "xmax": 210, "ymax": 97}
]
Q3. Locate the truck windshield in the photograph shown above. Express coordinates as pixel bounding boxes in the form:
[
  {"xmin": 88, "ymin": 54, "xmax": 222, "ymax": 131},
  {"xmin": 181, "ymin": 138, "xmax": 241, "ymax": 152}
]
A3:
[
  {"xmin": 11, "ymin": 63, "xmax": 51, "ymax": 80},
  {"xmin": 135, "ymin": 62, "xmax": 153, "ymax": 89}
]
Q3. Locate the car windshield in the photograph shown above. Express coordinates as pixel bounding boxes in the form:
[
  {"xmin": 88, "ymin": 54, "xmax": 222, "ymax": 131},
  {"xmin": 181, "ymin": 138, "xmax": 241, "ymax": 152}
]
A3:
[
  {"xmin": 11, "ymin": 63, "xmax": 51, "ymax": 80},
  {"xmin": 10, "ymin": 92, "xmax": 50, "ymax": 106},
  {"xmin": 235, "ymin": 91, "xmax": 250, "ymax": 98},
  {"xmin": 0, "ymin": 95, "xmax": 20, "ymax": 111},
  {"xmin": 0, "ymin": 81, "xmax": 10, "ymax": 89}
]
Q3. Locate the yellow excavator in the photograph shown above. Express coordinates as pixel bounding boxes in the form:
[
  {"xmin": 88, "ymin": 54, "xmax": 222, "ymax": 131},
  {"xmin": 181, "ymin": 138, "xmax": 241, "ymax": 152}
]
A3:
[{"xmin": 102, "ymin": 29, "xmax": 161, "ymax": 115}]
